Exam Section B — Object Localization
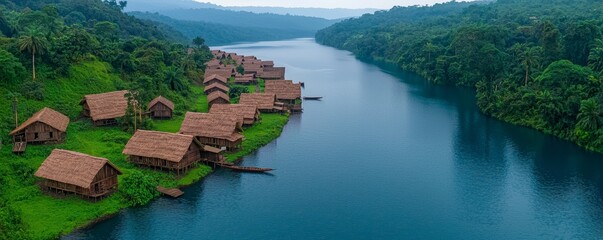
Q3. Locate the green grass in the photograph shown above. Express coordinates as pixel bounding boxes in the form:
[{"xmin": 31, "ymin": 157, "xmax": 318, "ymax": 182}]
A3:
[
  {"xmin": 0, "ymin": 62, "xmax": 289, "ymax": 239},
  {"xmin": 226, "ymin": 113, "xmax": 289, "ymax": 162}
]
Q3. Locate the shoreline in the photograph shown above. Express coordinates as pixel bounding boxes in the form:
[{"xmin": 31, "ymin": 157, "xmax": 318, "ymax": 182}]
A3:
[{"xmin": 60, "ymin": 113, "xmax": 290, "ymax": 238}]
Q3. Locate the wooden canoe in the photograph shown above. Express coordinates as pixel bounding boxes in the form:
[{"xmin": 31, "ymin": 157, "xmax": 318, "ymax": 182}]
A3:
[
  {"xmin": 303, "ymin": 96, "xmax": 323, "ymax": 100},
  {"xmin": 219, "ymin": 164, "xmax": 274, "ymax": 173}
]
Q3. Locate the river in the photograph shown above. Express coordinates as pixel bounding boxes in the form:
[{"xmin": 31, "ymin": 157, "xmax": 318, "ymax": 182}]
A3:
[{"xmin": 66, "ymin": 38, "xmax": 603, "ymax": 239}]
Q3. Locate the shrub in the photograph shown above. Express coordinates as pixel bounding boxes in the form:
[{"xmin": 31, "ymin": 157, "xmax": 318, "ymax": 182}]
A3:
[{"xmin": 120, "ymin": 171, "xmax": 159, "ymax": 207}]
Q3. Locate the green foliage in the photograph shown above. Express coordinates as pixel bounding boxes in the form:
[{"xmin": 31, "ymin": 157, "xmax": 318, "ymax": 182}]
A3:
[
  {"xmin": 0, "ymin": 48, "xmax": 26, "ymax": 83},
  {"xmin": 317, "ymin": 0, "xmax": 603, "ymax": 153},
  {"xmin": 120, "ymin": 171, "xmax": 160, "ymax": 207},
  {"xmin": 21, "ymin": 80, "xmax": 44, "ymax": 100},
  {"xmin": 229, "ymin": 85, "xmax": 249, "ymax": 102}
]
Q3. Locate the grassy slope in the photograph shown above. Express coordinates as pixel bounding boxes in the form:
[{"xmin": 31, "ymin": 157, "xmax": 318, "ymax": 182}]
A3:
[{"xmin": 0, "ymin": 61, "xmax": 289, "ymax": 239}]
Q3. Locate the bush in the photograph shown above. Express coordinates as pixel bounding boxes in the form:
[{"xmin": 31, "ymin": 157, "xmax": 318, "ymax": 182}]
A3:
[
  {"xmin": 21, "ymin": 81, "xmax": 44, "ymax": 100},
  {"xmin": 120, "ymin": 171, "xmax": 159, "ymax": 207}
]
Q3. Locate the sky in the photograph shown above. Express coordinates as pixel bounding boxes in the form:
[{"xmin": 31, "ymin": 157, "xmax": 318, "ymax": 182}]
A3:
[{"xmin": 195, "ymin": 0, "xmax": 459, "ymax": 9}]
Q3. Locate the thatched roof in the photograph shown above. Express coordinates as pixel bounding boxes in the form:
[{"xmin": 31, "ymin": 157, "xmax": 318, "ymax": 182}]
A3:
[
  {"xmin": 205, "ymin": 69, "xmax": 232, "ymax": 80},
  {"xmin": 261, "ymin": 61, "xmax": 274, "ymax": 67},
  {"xmin": 265, "ymin": 80, "xmax": 302, "ymax": 100},
  {"xmin": 34, "ymin": 149, "xmax": 122, "ymax": 188},
  {"xmin": 10, "ymin": 107, "xmax": 70, "ymax": 135},
  {"xmin": 81, "ymin": 90, "xmax": 129, "ymax": 121},
  {"xmin": 203, "ymin": 74, "xmax": 228, "ymax": 85},
  {"xmin": 206, "ymin": 59, "xmax": 221, "ymax": 67},
  {"xmin": 258, "ymin": 67, "xmax": 285, "ymax": 79},
  {"xmin": 239, "ymin": 93, "xmax": 278, "ymax": 111},
  {"xmin": 209, "ymin": 104, "xmax": 258, "ymax": 122},
  {"xmin": 148, "ymin": 96, "xmax": 174, "ymax": 110},
  {"xmin": 208, "ymin": 91, "xmax": 230, "ymax": 103},
  {"xmin": 123, "ymin": 130, "xmax": 196, "ymax": 163},
  {"xmin": 180, "ymin": 112, "xmax": 243, "ymax": 142},
  {"xmin": 204, "ymin": 82, "xmax": 230, "ymax": 94}
]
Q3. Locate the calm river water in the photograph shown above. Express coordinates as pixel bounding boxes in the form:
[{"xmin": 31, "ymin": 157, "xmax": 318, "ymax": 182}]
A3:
[{"xmin": 67, "ymin": 39, "xmax": 603, "ymax": 239}]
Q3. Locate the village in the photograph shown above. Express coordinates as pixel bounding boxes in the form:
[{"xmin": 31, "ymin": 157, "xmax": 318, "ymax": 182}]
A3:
[{"xmin": 7, "ymin": 50, "xmax": 303, "ymax": 200}]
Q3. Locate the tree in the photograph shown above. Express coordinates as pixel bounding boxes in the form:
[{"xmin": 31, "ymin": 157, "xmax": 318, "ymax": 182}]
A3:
[
  {"xmin": 577, "ymin": 98, "xmax": 602, "ymax": 132},
  {"xmin": 0, "ymin": 49, "xmax": 26, "ymax": 83},
  {"xmin": 164, "ymin": 67, "xmax": 186, "ymax": 92},
  {"xmin": 588, "ymin": 39, "xmax": 603, "ymax": 73},
  {"xmin": 18, "ymin": 29, "xmax": 48, "ymax": 81},
  {"xmin": 192, "ymin": 36, "xmax": 205, "ymax": 48},
  {"xmin": 520, "ymin": 46, "xmax": 542, "ymax": 86}
]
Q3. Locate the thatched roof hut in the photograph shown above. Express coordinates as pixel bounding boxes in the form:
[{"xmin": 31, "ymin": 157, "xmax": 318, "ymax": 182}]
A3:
[
  {"xmin": 148, "ymin": 96, "xmax": 174, "ymax": 119},
  {"xmin": 258, "ymin": 67, "xmax": 285, "ymax": 80},
  {"xmin": 123, "ymin": 130, "xmax": 201, "ymax": 173},
  {"xmin": 203, "ymin": 74, "xmax": 228, "ymax": 86},
  {"xmin": 205, "ymin": 69, "xmax": 233, "ymax": 80},
  {"xmin": 180, "ymin": 112, "xmax": 244, "ymax": 150},
  {"xmin": 207, "ymin": 91, "xmax": 230, "ymax": 108},
  {"xmin": 81, "ymin": 90, "xmax": 129, "ymax": 126},
  {"xmin": 265, "ymin": 80, "xmax": 302, "ymax": 101},
  {"xmin": 239, "ymin": 93, "xmax": 284, "ymax": 112},
  {"xmin": 35, "ymin": 149, "xmax": 122, "ymax": 198},
  {"xmin": 204, "ymin": 82, "xmax": 230, "ymax": 95},
  {"xmin": 9, "ymin": 107, "xmax": 70, "ymax": 144},
  {"xmin": 209, "ymin": 104, "xmax": 260, "ymax": 125}
]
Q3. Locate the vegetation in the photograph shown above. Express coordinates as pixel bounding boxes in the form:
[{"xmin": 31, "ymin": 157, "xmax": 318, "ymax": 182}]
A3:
[
  {"xmin": 225, "ymin": 113, "xmax": 289, "ymax": 162},
  {"xmin": 0, "ymin": 1, "xmax": 290, "ymax": 238},
  {"xmin": 130, "ymin": 11, "xmax": 338, "ymax": 46},
  {"xmin": 0, "ymin": 0, "xmax": 213, "ymax": 238},
  {"xmin": 316, "ymin": 0, "xmax": 603, "ymax": 153}
]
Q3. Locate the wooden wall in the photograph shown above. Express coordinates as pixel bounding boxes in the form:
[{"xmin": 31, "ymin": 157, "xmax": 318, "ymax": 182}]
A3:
[
  {"xmin": 13, "ymin": 122, "xmax": 66, "ymax": 144},
  {"xmin": 149, "ymin": 102, "xmax": 172, "ymax": 119}
]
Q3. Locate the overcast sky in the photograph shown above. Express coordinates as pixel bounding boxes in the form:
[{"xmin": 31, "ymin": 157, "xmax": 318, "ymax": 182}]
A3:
[{"xmin": 196, "ymin": 0, "xmax": 460, "ymax": 9}]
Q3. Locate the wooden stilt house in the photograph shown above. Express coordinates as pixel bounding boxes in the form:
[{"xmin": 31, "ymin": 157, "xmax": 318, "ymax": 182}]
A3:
[
  {"xmin": 9, "ymin": 107, "xmax": 70, "ymax": 144},
  {"xmin": 148, "ymin": 96, "xmax": 174, "ymax": 119},
  {"xmin": 209, "ymin": 104, "xmax": 260, "ymax": 126},
  {"xmin": 180, "ymin": 112, "xmax": 244, "ymax": 151},
  {"xmin": 34, "ymin": 149, "xmax": 122, "ymax": 199},
  {"xmin": 80, "ymin": 90, "xmax": 129, "ymax": 126},
  {"xmin": 265, "ymin": 80, "xmax": 302, "ymax": 111},
  {"xmin": 123, "ymin": 130, "xmax": 201, "ymax": 175},
  {"xmin": 239, "ymin": 93, "xmax": 285, "ymax": 113},
  {"xmin": 208, "ymin": 91, "xmax": 230, "ymax": 108}
]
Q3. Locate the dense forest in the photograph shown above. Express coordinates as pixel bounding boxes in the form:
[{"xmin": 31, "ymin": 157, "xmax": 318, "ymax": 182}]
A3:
[
  {"xmin": 131, "ymin": 12, "xmax": 323, "ymax": 46},
  {"xmin": 316, "ymin": 0, "xmax": 603, "ymax": 153},
  {"xmin": 0, "ymin": 0, "xmax": 213, "ymax": 238}
]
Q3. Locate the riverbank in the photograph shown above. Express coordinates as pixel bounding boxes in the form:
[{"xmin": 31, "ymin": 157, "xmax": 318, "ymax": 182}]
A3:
[{"xmin": 0, "ymin": 98, "xmax": 289, "ymax": 240}]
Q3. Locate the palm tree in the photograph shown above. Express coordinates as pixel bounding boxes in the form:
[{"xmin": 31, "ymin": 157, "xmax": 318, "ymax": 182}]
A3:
[
  {"xmin": 588, "ymin": 39, "xmax": 603, "ymax": 73},
  {"xmin": 521, "ymin": 47, "xmax": 539, "ymax": 86},
  {"xmin": 164, "ymin": 67, "xmax": 185, "ymax": 92},
  {"xmin": 18, "ymin": 29, "xmax": 48, "ymax": 81},
  {"xmin": 577, "ymin": 98, "xmax": 602, "ymax": 132}
]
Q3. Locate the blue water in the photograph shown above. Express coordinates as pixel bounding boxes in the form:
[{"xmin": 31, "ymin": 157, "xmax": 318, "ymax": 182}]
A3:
[{"xmin": 67, "ymin": 39, "xmax": 603, "ymax": 239}]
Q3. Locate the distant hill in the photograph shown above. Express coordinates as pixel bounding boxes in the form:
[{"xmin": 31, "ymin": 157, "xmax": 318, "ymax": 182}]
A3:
[
  {"xmin": 123, "ymin": 0, "xmax": 376, "ymax": 19},
  {"xmin": 218, "ymin": 6, "xmax": 379, "ymax": 20},
  {"xmin": 130, "ymin": 12, "xmax": 322, "ymax": 46},
  {"xmin": 157, "ymin": 8, "xmax": 337, "ymax": 32}
]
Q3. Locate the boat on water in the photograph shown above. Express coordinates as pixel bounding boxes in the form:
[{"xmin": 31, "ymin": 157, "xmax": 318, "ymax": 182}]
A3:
[
  {"xmin": 218, "ymin": 163, "xmax": 274, "ymax": 173},
  {"xmin": 303, "ymin": 96, "xmax": 323, "ymax": 100}
]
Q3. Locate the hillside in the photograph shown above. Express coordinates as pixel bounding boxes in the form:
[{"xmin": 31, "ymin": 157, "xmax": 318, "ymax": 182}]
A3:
[
  {"xmin": 0, "ymin": 0, "xmax": 215, "ymax": 239},
  {"xmin": 316, "ymin": 0, "xmax": 603, "ymax": 153},
  {"xmin": 130, "ymin": 12, "xmax": 321, "ymax": 46},
  {"xmin": 123, "ymin": 0, "xmax": 377, "ymax": 19}
]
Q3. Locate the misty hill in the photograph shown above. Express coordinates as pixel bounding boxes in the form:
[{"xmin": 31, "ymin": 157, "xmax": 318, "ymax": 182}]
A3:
[
  {"xmin": 130, "ymin": 12, "xmax": 320, "ymax": 46},
  {"xmin": 123, "ymin": 0, "xmax": 376, "ymax": 19},
  {"xmin": 217, "ymin": 6, "xmax": 378, "ymax": 20}
]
